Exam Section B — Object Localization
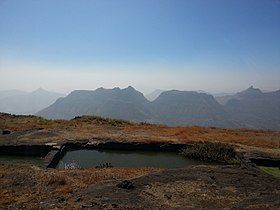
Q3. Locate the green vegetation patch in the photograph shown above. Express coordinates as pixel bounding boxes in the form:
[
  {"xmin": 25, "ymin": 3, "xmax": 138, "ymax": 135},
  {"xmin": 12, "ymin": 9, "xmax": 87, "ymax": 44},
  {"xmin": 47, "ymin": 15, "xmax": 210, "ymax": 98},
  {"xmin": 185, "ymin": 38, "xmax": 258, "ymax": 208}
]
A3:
[
  {"xmin": 259, "ymin": 166, "xmax": 280, "ymax": 178},
  {"xmin": 72, "ymin": 115, "xmax": 132, "ymax": 126},
  {"xmin": 180, "ymin": 142, "xmax": 239, "ymax": 164}
]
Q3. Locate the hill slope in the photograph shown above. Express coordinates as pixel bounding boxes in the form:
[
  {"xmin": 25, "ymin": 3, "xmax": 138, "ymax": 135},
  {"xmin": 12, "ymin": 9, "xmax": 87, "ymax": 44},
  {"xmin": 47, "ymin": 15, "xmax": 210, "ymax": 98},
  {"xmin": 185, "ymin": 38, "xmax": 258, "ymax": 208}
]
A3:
[
  {"xmin": 0, "ymin": 90, "xmax": 27, "ymax": 99},
  {"xmin": 225, "ymin": 86, "xmax": 280, "ymax": 130},
  {"xmin": 37, "ymin": 86, "xmax": 154, "ymax": 122}
]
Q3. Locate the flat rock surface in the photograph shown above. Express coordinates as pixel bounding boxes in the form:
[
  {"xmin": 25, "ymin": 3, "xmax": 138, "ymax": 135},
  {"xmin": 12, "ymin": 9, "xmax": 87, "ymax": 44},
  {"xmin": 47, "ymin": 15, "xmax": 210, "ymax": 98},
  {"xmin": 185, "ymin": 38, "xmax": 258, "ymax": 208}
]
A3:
[
  {"xmin": 74, "ymin": 165, "xmax": 280, "ymax": 209},
  {"xmin": 1, "ymin": 164, "xmax": 278, "ymax": 209}
]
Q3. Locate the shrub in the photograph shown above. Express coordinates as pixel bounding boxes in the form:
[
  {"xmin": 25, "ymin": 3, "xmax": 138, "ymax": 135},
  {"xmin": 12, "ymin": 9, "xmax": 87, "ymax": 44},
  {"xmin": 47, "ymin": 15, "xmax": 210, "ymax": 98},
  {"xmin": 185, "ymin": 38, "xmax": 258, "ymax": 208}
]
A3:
[
  {"xmin": 180, "ymin": 142, "xmax": 239, "ymax": 164},
  {"xmin": 71, "ymin": 115, "xmax": 130, "ymax": 126}
]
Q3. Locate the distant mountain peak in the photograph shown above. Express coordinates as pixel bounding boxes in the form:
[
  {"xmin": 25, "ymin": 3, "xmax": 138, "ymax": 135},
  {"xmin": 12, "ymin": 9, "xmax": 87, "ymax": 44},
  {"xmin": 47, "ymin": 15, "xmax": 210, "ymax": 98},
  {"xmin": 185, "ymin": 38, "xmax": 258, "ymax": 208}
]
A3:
[
  {"xmin": 122, "ymin": 86, "xmax": 140, "ymax": 95},
  {"xmin": 237, "ymin": 86, "xmax": 262, "ymax": 97},
  {"xmin": 125, "ymin": 86, "xmax": 136, "ymax": 91},
  {"xmin": 96, "ymin": 87, "xmax": 105, "ymax": 91},
  {"xmin": 246, "ymin": 85, "xmax": 261, "ymax": 92},
  {"xmin": 37, "ymin": 86, "xmax": 150, "ymax": 121},
  {"xmin": 95, "ymin": 86, "xmax": 135, "ymax": 92},
  {"xmin": 32, "ymin": 88, "xmax": 64, "ymax": 97},
  {"xmin": 0, "ymin": 88, "xmax": 64, "ymax": 115},
  {"xmin": 33, "ymin": 87, "xmax": 46, "ymax": 93}
]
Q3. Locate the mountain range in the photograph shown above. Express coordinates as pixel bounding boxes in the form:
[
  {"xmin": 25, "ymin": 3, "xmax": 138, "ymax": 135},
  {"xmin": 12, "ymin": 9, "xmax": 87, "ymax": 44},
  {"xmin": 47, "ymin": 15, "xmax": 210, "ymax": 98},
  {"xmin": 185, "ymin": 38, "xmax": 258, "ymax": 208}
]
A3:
[
  {"xmin": 0, "ymin": 88, "xmax": 64, "ymax": 115},
  {"xmin": 36, "ymin": 86, "xmax": 280, "ymax": 130}
]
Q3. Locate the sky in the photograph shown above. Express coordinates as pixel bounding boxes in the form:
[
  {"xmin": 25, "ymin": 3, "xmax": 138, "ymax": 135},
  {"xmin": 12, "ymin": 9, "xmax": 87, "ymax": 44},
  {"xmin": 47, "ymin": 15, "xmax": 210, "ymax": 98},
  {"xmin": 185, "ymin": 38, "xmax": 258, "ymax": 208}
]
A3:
[{"xmin": 0, "ymin": 0, "xmax": 280, "ymax": 94}]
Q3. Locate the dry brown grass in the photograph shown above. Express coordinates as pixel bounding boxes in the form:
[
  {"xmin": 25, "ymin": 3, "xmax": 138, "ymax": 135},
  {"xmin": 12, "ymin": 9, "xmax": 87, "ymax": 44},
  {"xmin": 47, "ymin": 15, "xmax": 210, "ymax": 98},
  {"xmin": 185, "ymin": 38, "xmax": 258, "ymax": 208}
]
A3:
[
  {"xmin": 0, "ymin": 164, "xmax": 161, "ymax": 209},
  {"xmin": 1, "ymin": 113, "xmax": 279, "ymax": 153},
  {"xmin": 47, "ymin": 174, "xmax": 67, "ymax": 186}
]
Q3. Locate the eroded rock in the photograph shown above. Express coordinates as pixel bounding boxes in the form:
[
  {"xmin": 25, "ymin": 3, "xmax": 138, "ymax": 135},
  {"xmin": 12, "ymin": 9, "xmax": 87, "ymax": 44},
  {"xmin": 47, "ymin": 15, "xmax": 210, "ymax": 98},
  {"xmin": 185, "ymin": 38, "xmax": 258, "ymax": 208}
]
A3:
[{"xmin": 117, "ymin": 180, "xmax": 135, "ymax": 190}]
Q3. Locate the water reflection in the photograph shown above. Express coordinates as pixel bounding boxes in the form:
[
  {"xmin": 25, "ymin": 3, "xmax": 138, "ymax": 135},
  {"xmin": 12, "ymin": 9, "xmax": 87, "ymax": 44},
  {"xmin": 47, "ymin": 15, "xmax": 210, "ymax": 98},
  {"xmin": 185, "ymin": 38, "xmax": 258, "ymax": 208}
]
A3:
[{"xmin": 57, "ymin": 149, "xmax": 210, "ymax": 169}]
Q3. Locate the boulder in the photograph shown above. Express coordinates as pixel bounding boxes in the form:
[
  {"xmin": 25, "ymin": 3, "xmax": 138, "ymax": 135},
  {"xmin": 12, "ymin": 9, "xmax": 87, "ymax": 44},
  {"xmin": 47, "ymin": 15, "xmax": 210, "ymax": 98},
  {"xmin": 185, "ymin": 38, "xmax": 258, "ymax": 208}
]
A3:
[
  {"xmin": 116, "ymin": 180, "xmax": 135, "ymax": 190},
  {"xmin": 2, "ymin": 130, "xmax": 11, "ymax": 135}
]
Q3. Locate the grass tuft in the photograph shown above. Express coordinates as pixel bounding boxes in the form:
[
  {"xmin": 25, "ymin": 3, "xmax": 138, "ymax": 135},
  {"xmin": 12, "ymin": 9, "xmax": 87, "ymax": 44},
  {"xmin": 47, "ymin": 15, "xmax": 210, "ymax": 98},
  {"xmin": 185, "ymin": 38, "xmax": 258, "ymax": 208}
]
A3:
[
  {"xmin": 47, "ymin": 174, "xmax": 67, "ymax": 186},
  {"xmin": 180, "ymin": 142, "xmax": 239, "ymax": 164},
  {"xmin": 259, "ymin": 166, "xmax": 280, "ymax": 177}
]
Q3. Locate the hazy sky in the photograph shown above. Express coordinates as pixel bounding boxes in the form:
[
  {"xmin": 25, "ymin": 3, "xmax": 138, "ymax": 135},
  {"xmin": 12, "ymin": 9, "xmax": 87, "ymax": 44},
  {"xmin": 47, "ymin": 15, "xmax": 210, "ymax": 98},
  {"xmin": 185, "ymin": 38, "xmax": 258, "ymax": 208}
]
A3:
[{"xmin": 0, "ymin": 0, "xmax": 280, "ymax": 94}]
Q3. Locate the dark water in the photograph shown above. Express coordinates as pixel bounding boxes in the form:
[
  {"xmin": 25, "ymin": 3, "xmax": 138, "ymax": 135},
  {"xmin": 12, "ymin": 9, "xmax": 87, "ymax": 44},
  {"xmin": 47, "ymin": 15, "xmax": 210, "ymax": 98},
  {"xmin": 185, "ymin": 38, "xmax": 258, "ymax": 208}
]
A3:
[
  {"xmin": 0, "ymin": 155, "xmax": 43, "ymax": 165},
  {"xmin": 57, "ymin": 149, "xmax": 210, "ymax": 169}
]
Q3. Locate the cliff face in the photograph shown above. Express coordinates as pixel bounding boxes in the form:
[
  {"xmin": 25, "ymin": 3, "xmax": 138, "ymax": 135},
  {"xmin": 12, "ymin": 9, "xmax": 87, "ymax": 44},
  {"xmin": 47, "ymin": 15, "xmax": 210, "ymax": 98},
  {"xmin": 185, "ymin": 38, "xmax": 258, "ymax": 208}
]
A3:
[
  {"xmin": 149, "ymin": 90, "xmax": 238, "ymax": 127},
  {"xmin": 37, "ymin": 87, "xmax": 154, "ymax": 122}
]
